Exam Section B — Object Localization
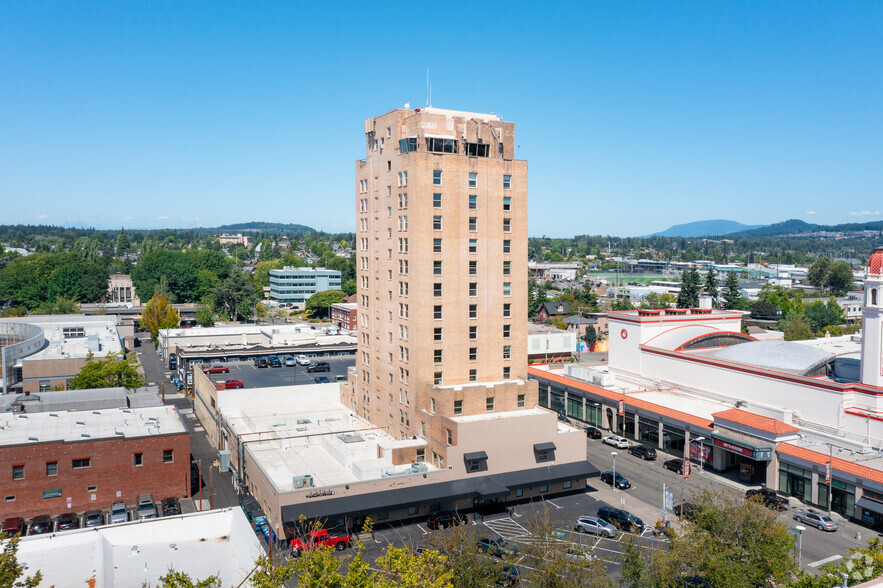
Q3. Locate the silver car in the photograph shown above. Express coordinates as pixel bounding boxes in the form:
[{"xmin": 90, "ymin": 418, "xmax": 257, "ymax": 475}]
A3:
[
  {"xmin": 136, "ymin": 494, "xmax": 157, "ymax": 520},
  {"xmin": 574, "ymin": 515, "xmax": 617, "ymax": 538},
  {"xmin": 602, "ymin": 435, "xmax": 630, "ymax": 449},
  {"xmin": 109, "ymin": 501, "xmax": 128, "ymax": 524},
  {"xmin": 794, "ymin": 510, "xmax": 838, "ymax": 532}
]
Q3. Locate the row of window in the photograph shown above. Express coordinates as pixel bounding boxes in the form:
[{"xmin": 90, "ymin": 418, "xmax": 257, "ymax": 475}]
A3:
[
  {"xmin": 432, "ymin": 216, "xmax": 511, "ymax": 232},
  {"xmin": 11, "ymin": 451, "xmax": 174, "ymax": 480},
  {"xmin": 431, "ymin": 193, "xmax": 511, "ymax": 211},
  {"xmin": 433, "ymin": 346, "xmax": 512, "ymax": 363},
  {"xmin": 431, "ymin": 170, "xmax": 511, "ymax": 189}
]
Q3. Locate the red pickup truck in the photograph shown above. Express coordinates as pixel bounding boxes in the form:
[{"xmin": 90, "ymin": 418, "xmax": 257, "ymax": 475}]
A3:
[{"xmin": 290, "ymin": 529, "xmax": 352, "ymax": 555}]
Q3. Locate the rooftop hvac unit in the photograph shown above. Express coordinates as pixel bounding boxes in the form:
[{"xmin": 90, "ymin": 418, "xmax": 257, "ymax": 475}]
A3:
[{"xmin": 292, "ymin": 475, "xmax": 314, "ymax": 489}]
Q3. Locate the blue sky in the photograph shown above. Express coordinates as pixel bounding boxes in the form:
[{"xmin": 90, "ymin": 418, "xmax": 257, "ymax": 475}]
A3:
[{"xmin": 1, "ymin": 1, "xmax": 881, "ymax": 237}]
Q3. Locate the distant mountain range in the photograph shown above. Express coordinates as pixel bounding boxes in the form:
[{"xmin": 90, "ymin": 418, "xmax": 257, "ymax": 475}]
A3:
[
  {"xmin": 651, "ymin": 220, "xmax": 764, "ymax": 237},
  {"xmin": 653, "ymin": 218, "xmax": 883, "ymax": 238}
]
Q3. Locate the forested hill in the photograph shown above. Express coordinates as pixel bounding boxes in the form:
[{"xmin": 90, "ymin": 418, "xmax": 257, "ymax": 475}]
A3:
[
  {"xmin": 732, "ymin": 219, "xmax": 883, "ymax": 237},
  {"xmin": 215, "ymin": 222, "xmax": 315, "ymax": 233}
]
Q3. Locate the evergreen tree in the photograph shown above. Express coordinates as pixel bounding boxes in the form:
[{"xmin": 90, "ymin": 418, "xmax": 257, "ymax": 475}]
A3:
[
  {"xmin": 705, "ymin": 267, "xmax": 719, "ymax": 306},
  {"xmin": 676, "ymin": 267, "xmax": 700, "ymax": 308},
  {"xmin": 583, "ymin": 325, "xmax": 598, "ymax": 352},
  {"xmin": 722, "ymin": 272, "xmax": 744, "ymax": 310}
]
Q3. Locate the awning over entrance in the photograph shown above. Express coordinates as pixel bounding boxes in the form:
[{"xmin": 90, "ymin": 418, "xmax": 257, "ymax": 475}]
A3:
[
  {"xmin": 857, "ymin": 497, "xmax": 883, "ymax": 516},
  {"xmin": 281, "ymin": 461, "xmax": 599, "ymax": 523},
  {"xmin": 711, "ymin": 432, "xmax": 773, "ymax": 461}
]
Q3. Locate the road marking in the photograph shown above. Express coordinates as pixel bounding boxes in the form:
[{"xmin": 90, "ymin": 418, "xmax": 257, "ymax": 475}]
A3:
[
  {"xmin": 545, "ymin": 500, "xmax": 563, "ymax": 509},
  {"xmin": 194, "ymin": 426, "xmax": 205, "ymax": 432},
  {"xmin": 415, "ymin": 524, "xmax": 427, "ymax": 535},
  {"xmin": 483, "ymin": 517, "xmax": 530, "ymax": 539},
  {"xmin": 808, "ymin": 555, "xmax": 842, "ymax": 568}
]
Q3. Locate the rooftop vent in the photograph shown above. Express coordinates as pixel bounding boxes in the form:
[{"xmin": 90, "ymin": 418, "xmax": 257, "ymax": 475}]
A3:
[
  {"xmin": 81, "ymin": 433, "xmax": 91, "ymax": 438},
  {"xmin": 75, "ymin": 420, "xmax": 85, "ymax": 426},
  {"xmin": 296, "ymin": 418, "xmax": 311, "ymax": 425}
]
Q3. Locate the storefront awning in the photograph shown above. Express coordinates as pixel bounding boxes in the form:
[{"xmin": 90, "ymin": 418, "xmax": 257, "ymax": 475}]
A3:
[
  {"xmin": 857, "ymin": 497, "xmax": 883, "ymax": 516},
  {"xmin": 711, "ymin": 433, "xmax": 773, "ymax": 461}
]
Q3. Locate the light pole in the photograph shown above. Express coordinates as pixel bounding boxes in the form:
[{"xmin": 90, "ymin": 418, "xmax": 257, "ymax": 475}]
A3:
[
  {"xmin": 592, "ymin": 402, "xmax": 601, "ymax": 428},
  {"xmin": 694, "ymin": 437, "xmax": 706, "ymax": 473},
  {"xmin": 795, "ymin": 525, "xmax": 805, "ymax": 564},
  {"xmin": 611, "ymin": 451, "xmax": 618, "ymax": 492}
]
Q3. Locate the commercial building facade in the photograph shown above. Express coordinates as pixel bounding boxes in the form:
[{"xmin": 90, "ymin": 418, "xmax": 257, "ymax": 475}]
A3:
[{"xmin": 269, "ymin": 267, "xmax": 341, "ymax": 306}]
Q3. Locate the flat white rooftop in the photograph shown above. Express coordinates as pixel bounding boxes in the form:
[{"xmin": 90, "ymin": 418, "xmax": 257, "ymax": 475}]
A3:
[
  {"xmin": 26, "ymin": 317, "xmax": 122, "ymax": 361},
  {"xmin": 16, "ymin": 507, "xmax": 263, "ymax": 588},
  {"xmin": 220, "ymin": 386, "xmax": 435, "ymax": 492},
  {"xmin": 0, "ymin": 405, "xmax": 186, "ymax": 446}
]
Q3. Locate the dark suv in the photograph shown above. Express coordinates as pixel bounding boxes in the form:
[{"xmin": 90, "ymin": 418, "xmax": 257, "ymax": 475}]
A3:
[
  {"xmin": 628, "ymin": 444, "xmax": 657, "ymax": 460},
  {"xmin": 597, "ymin": 506, "xmax": 645, "ymax": 532},
  {"xmin": 746, "ymin": 487, "xmax": 789, "ymax": 510},
  {"xmin": 306, "ymin": 361, "xmax": 330, "ymax": 373},
  {"xmin": 426, "ymin": 511, "xmax": 469, "ymax": 530}
]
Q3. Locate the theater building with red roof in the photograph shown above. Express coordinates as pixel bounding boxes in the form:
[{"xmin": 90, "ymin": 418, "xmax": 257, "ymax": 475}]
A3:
[{"xmin": 529, "ymin": 247, "xmax": 883, "ymax": 529}]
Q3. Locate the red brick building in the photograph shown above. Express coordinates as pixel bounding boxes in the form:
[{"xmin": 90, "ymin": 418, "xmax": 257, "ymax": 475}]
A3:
[
  {"xmin": 0, "ymin": 406, "xmax": 189, "ymax": 520},
  {"xmin": 329, "ymin": 302, "xmax": 357, "ymax": 331}
]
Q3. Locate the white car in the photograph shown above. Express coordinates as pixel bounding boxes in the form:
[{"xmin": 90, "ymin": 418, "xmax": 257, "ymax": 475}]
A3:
[
  {"xmin": 296, "ymin": 355, "xmax": 310, "ymax": 366},
  {"xmin": 602, "ymin": 435, "xmax": 630, "ymax": 449},
  {"xmin": 574, "ymin": 515, "xmax": 617, "ymax": 538}
]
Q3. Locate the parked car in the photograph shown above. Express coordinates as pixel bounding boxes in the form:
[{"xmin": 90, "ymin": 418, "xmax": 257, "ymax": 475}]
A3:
[
  {"xmin": 476, "ymin": 537, "xmax": 519, "ymax": 558},
  {"xmin": 28, "ymin": 515, "xmax": 52, "ymax": 535},
  {"xmin": 746, "ymin": 487, "xmax": 789, "ymax": 510},
  {"xmin": 162, "ymin": 497, "xmax": 182, "ymax": 516},
  {"xmin": 584, "ymin": 427, "xmax": 602, "ymax": 439},
  {"xmin": 268, "ymin": 355, "xmax": 282, "ymax": 368},
  {"xmin": 597, "ymin": 506, "xmax": 644, "ymax": 532},
  {"xmin": 602, "ymin": 435, "xmax": 629, "ymax": 449},
  {"xmin": 663, "ymin": 458, "xmax": 684, "ymax": 474},
  {"xmin": 426, "ymin": 511, "xmax": 469, "ymax": 530},
  {"xmin": 57, "ymin": 512, "xmax": 80, "ymax": 531},
  {"xmin": 335, "ymin": 374, "xmax": 347, "ymax": 381},
  {"xmin": 628, "ymin": 444, "xmax": 657, "ymax": 460},
  {"xmin": 136, "ymin": 494, "xmax": 157, "ymax": 520},
  {"xmin": 563, "ymin": 546, "xmax": 595, "ymax": 564},
  {"xmin": 2, "ymin": 517, "xmax": 25, "ymax": 538},
  {"xmin": 574, "ymin": 515, "xmax": 617, "ymax": 537},
  {"xmin": 290, "ymin": 528, "xmax": 352, "ymax": 555},
  {"xmin": 84, "ymin": 510, "xmax": 104, "ymax": 527},
  {"xmin": 600, "ymin": 471, "xmax": 631, "ymax": 489},
  {"xmin": 109, "ymin": 501, "xmax": 128, "ymax": 524},
  {"xmin": 314, "ymin": 375, "xmax": 331, "ymax": 384},
  {"xmin": 223, "ymin": 378, "xmax": 244, "ymax": 389},
  {"xmin": 673, "ymin": 502, "xmax": 701, "ymax": 520},
  {"xmin": 496, "ymin": 565, "xmax": 520, "ymax": 586},
  {"xmin": 794, "ymin": 509, "xmax": 838, "ymax": 531},
  {"xmin": 168, "ymin": 353, "xmax": 177, "ymax": 370},
  {"xmin": 296, "ymin": 355, "xmax": 310, "ymax": 366},
  {"xmin": 254, "ymin": 358, "xmax": 269, "ymax": 368},
  {"xmin": 283, "ymin": 355, "xmax": 296, "ymax": 366},
  {"xmin": 306, "ymin": 361, "xmax": 331, "ymax": 373},
  {"xmin": 202, "ymin": 364, "xmax": 229, "ymax": 374}
]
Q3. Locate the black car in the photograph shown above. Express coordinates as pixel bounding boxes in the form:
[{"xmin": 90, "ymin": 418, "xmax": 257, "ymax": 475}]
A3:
[
  {"xmin": 673, "ymin": 502, "xmax": 701, "ymax": 520},
  {"xmin": 268, "ymin": 355, "xmax": 282, "ymax": 368},
  {"xmin": 584, "ymin": 427, "xmax": 602, "ymax": 439},
  {"xmin": 600, "ymin": 471, "xmax": 631, "ymax": 489},
  {"xmin": 57, "ymin": 512, "xmax": 80, "ymax": 531},
  {"xmin": 746, "ymin": 487, "xmax": 789, "ymax": 510},
  {"xmin": 168, "ymin": 353, "xmax": 177, "ymax": 370},
  {"xmin": 426, "ymin": 511, "xmax": 469, "ymax": 530},
  {"xmin": 663, "ymin": 458, "xmax": 684, "ymax": 474},
  {"xmin": 162, "ymin": 497, "xmax": 182, "ymax": 516},
  {"xmin": 306, "ymin": 361, "xmax": 331, "ymax": 373},
  {"xmin": 597, "ymin": 506, "xmax": 644, "ymax": 532},
  {"xmin": 28, "ymin": 515, "xmax": 52, "ymax": 535},
  {"xmin": 628, "ymin": 444, "xmax": 657, "ymax": 460},
  {"xmin": 254, "ymin": 357, "xmax": 269, "ymax": 368}
]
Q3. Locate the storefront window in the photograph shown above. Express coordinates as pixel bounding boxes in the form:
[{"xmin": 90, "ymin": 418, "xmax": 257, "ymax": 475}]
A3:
[
  {"xmin": 586, "ymin": 402, "xmax": 603, "ymax": 427},
  {"xmin": 637, "ymin": 416, "xmax": 660, "ymax": 445},
  {"xmin": 538, "ymin": 384, "xmax": 548, "ymax": 407},
  {"xmin": 818, "ymin": 479, "xmax": 855, "ymax": 516},
  {"xmin": 619, "ymin": 411, "xmax": 636, "ymax": 439},
  {"xmin": 778, "ymin": 463, "xmax": 812, "ymax": 504},
  {"xmin": 662, "ymin": 424, "xmax": 685, "ymax": 455},
  {"xmin": 550, "ymin": 389, "xmax": 565, "ymax": 414},
  {"xmin": 567, "ymin": 397, "xmax": 584, "ymax": 421}
]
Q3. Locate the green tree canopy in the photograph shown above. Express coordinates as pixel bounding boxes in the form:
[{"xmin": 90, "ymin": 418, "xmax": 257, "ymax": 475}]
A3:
[
  {"xmin": 782, "ymin": 313, "xmax": 814, "ymax": 341},
  {"xmin": 212, "ymin": 272, "xmax": 256, "ymax": 322},
  {"xmin": 704, "ymin": 267, "xmax": 719, "ymax": 304},
  {"xmin": 141, "ymin": 293, "xmax": 180, "ymax": 340},
  {"xmin": 676, "ymin": 267, "xmax": 701, "ymax": 308},
  {"xmin": 68, "ymin": 352, "xmax": 146, "ymax": 390},
  {"xmin": 305, "ymin": 290, "xmax": 345, "ymax": 318},
  {"xmin": 721, "ymin": 271, "xmax": 746, "ymax": 310},
  {"xmin": 808, "ymin": 257, "xmax": 831, "ymax": 290},
  {"xmin": 0, "ymin": 534, "xmax": 43, "ymax": 588},
  {"xmin": 827, "ymin": 260, "xmax": 854, "ymax": 295},
  {"xmin": 805, "ymin": 298, "xmax": 845, "ymax": 333},
  {"xmin": 131, "ymin": 250, "xmax": 198, "ymax": 303}
]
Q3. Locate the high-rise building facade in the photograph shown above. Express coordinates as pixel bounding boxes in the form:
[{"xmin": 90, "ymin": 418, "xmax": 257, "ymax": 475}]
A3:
[{"xmin": 348, "ymin": 107, "xmax": 538, "ymax": 468}]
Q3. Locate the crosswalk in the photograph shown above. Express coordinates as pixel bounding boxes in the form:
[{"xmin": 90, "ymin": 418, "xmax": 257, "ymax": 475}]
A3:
[{"xmin": 482, "ymin": 516, "xmax": 531, "ymax": 540}]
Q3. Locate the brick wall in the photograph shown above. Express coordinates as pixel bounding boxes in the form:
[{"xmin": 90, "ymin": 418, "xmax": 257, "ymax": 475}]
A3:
[{"xmin": 0, "ymin": 433, "xmax": 190, "ymax": 520}]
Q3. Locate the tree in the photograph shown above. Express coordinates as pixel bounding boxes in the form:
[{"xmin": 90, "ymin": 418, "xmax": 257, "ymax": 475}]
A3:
[
  {"xmin": 67, "ymin": 352, "xmax": 147, "ymax": 390},
  {"xmin": 721, "ymin": 272, "xmax": 744, "ymax": 310},
  {"xmin": 789, "ymin": 538, "xmax": 883, "ymax": 587},
  {"xmin": 808, "ymin": 257, "xmax": 831, "ymax": 290},
  {"xmin": 35, "ymin": 295, "xmax": 80, "ymax": 315},
  {"xmin": 114, "ymin": 228, "xmax": 130, "ymax": 257},
  {"xmin": 704, "ymin": 268, "xmax": 719, "ymax": 305},
  {"xmin": 141, "ymin": 293, "xmax": 180, "ymax": 340},
  {"xmin": 154, "ymin": 569, "xmax": 220, "ymax": 588},
  {"xmin": 676, "ymin": 267, "xmax": 701, "ymax": 308},
  {"xmin": 583, "ymin": 325, "xmax": 598, "ymax": 352},
  {"xmin": 212, "ymin": 272, "xmax": 256, "ymax": 322},
  {"xmin": 0, "ymin": 534, "xmax": 43, "ymax": 588},
  {"xmin": 195, "ymin": 269, "xmax": 221, "ymax": 301},
  {"xmin": 341, "ymin": 278, "xmax": 356, "ymax": 296},
  {"xmin": 750, "ymin": 300, "xmax": 780, "ymax": 321},
  {"xmin": 781, "ymin": 313, "xmax": 814, "ymax": 341},
  {"xmin": 641, "ymin": 292, "xmax": 674, "ymax": 310},
  {"xmin": 827, "ymin": 261, "xmax": 854, "ymax": 295},
  {"xmin": 804, "ymin": 298, "xmax": 845, "ymax": 333},
  {"xmin": 131, "ymin": 250, "xmax": 198, "ymax": 303},
  {"xmin": 305, "ymin": 290, "xmax": 345, "ymax": 318},
  {"xmin": 195, "ymin": 298, "xmax": 215, "ymax": 327},
  {"xmin": 573, "ymin": 283, "xmax": 599, "ymax": 313},
  {"xmin": 610, "ymin": 298, "xmax": 634, "ymax": 311}
]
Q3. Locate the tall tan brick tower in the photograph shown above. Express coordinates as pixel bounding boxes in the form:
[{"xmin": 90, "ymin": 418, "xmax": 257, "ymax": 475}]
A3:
[{"xmin": 347, "ymin": 107, "xmax": 538, "ymax": 469}]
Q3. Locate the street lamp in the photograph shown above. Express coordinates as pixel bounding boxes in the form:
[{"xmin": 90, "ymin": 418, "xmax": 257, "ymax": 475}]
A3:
[
  {"xmin": 592, "ymin": 402, "xmax": 601, "ymax": 428},
  {"xmin": 794, "ymin": 525, "xmax": 805, "ymax": 564},
  {"xmin": 611, "ymin": 451, "xmax": 618, "ymax": 492},
  {"xmin": 694, "ymin": 437, "xmax": 706, "ymax": 473}
]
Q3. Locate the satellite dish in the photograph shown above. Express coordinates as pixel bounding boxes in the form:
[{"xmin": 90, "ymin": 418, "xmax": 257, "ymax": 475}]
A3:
[{"xmin": 404, "ymin": 102, "xmax": 410, "ymax": 109}]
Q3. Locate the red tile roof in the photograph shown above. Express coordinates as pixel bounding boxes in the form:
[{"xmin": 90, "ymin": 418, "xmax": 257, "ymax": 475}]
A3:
[
  {"xmin": 777, "ymin": 443, "xmax": 883, "ymax": 485},
  {"xmin": 712, "ymin": 408, "xmax": 800, "ymax": 435},
  {"xmin": 528, "ymin": 367, "xmax": 713, "ymax": 430}
]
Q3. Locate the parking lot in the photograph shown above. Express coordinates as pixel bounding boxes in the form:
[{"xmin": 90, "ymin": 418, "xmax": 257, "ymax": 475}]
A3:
[{"xmin": 199, "ymin": 354, "xmax": 355, "ymax": 388}]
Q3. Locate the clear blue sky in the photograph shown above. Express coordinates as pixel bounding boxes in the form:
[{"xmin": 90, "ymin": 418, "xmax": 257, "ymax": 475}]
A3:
[{"xmin": 1, "ymin": 1, "xmax": 881, "ymax": 237}]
